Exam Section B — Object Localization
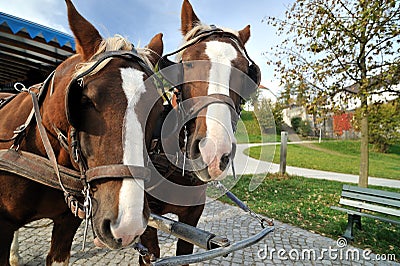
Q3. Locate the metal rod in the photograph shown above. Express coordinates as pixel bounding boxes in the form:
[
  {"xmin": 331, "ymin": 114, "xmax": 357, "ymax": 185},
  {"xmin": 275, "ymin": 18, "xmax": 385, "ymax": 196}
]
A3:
[
  {"xmin": 151, "ymin": 226, "xmax": 274, "ymax": 266},
  {"xmin": 225, "ymin": 191, "xmax": 250, "ymax": 212},
  {"xmin": 211, "ymin": 181, "xmax": 273, "ymax": 228},
  {"xmin": 148, "ymin": 214, "xmax": 230, "ymax": 250}
]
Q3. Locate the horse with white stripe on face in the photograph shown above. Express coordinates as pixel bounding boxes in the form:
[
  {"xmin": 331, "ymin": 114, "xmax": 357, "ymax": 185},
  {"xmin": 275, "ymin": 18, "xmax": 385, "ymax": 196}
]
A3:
[
  {"xmin": 177, "ymin": 26, "xmax": 260, "ymax": 182},
  {"xmin": 158, "ymin": 1, "xmax": 261, "ymax": 183},
  {"xmin": 4, "ymin": 0, "xmax": 163, "ymax": 265},
  {"xmin": 140, "ymin": 0, "xmax": 260, "ymax": 264}
]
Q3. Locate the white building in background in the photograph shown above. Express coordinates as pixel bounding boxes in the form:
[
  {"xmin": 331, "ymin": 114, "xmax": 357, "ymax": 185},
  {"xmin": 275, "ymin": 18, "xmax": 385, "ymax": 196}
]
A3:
[{"xmin": 282, "ymin": 106, "xmax": 311, "ymax": 127}]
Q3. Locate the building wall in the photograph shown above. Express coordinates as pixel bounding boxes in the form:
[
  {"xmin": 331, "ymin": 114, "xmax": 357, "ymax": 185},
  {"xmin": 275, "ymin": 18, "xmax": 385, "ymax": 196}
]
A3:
[{"xmin": 282, "ymin": 106, "xmax": 311, "ymax": 127}]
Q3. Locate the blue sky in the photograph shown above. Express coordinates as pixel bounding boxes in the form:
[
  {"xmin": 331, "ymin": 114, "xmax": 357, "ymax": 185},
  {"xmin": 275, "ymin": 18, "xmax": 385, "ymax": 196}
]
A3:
[{"xmin": 1, "ymin": 0, "xmax": 293, "ymax": 97}]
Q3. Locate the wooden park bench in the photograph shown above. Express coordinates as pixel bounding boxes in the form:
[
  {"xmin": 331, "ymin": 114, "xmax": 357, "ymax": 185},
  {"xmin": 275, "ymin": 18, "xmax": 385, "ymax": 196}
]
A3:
[{"xmin": 331, "ymin": 185, "xmax": 400, "ymax": 240}]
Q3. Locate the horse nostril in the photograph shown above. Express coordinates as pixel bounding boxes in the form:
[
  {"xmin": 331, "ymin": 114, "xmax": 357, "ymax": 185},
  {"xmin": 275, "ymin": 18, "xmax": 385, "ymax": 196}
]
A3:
[
  {"xmin": 191, "ymin": 138, "xmax": 202, "ymax": 158},
  {"xmin": 220, "ymin": 153, "xmax": 230, "ymax": 171},
  {"xmin": 116, "ymin": 238, "xmax": 122, "ymax": 244}
]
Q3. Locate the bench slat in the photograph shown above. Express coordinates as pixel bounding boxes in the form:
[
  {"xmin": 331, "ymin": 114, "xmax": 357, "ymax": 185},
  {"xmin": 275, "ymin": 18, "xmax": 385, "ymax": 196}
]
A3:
[
  {"xmin": 339, "ymin": 198, "xmax": 400, "ymax": 217},
  {"xmin": 341, "ymin": 191, "xmax": 400, "ymax": 208},
  {"xmin": 342, "ymin": 185, "xmax": 400, "ymax": 200},
  {"xmin": 331, "ymin": 206, "xmax": 400, "ymax": 225}
]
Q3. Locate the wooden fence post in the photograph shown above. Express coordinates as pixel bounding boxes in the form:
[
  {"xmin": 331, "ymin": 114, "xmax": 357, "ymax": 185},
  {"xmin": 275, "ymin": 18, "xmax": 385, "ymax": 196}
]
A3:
[{"xmin": 279, "ymin": 131, "xmax": 288, "ymax": 175}]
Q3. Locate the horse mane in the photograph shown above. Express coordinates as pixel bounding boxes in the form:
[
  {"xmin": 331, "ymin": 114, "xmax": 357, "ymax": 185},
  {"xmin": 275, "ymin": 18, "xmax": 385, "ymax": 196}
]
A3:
[
  {"xmin": 176, "ymin": 23, "xmax": 239, "ymax": 61},
  {"xmin": 74, "ymin": 35, "xmax": 154, "ymax": 78}
]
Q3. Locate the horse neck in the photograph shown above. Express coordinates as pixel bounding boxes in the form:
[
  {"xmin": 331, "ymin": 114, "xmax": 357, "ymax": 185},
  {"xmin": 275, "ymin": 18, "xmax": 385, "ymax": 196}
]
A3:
[
  {"xmin": 6, "ymin": 89, "xmax": 71, "ymax": 167},
  {"xmin": 0, "ymin": 92, "xmax": 35, "ymax": 146}
]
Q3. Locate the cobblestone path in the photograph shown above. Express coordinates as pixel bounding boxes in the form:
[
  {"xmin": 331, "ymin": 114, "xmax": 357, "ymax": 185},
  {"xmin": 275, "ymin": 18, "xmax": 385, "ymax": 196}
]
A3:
[{"xmin": 18, "ymin": 199, "xmax": 398, "ymax": 266}]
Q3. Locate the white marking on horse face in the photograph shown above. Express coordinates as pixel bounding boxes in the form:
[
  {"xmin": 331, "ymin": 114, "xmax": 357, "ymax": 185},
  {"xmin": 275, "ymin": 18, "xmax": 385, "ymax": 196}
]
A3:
[
  {"xmin": 110, "ymin": 68, "xmax": 147, "ymax": 245},
  {"xmin": 199, "ymin": 41, "xmax": 237, "ymax": 177}
]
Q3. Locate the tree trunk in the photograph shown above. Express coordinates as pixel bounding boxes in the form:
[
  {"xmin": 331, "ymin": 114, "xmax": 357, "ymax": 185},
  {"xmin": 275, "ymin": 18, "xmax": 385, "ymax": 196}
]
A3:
[
  {"xmin": 358, "ymin": 12, "xmax": 368, "ymax": 188},
  {"xmin": 359, "ymin": 97, "xmax": 369, "ymax": 187}
]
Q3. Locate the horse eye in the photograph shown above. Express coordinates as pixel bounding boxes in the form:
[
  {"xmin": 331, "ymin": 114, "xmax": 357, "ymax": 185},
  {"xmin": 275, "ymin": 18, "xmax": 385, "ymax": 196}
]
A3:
[
  {"xmin": 184, "ymin": 62, "xmax": 193, "ymax": 68},
  {"xmin": 81, "ymin": 95, "xmax": 94, "ymax": 108}
]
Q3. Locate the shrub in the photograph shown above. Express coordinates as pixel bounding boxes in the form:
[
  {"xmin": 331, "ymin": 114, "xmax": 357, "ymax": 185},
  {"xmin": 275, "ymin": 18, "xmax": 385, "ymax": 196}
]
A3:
[
  {"xmin": 291, "ymin": 117, "xmax": 302, "ymax": 133},
  {"xmin": 353, "ymin": 99, "xmax": 400, "ymax": 153},
  {"xmin": 299, "ymin": 120, "xmax": 312, "ymax": 136}
]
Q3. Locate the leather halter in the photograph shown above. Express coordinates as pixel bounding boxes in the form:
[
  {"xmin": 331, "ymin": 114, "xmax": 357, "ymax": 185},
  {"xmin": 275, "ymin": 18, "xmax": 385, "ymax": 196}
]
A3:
[
  {"xmin": 63, "ymin": 50, "xmax": 154, "ymax": 202},
  {"xmin": 46, "ymin": 50, "xmax": 153, "ymax": 184},
  {"xmin": 158, "ymin": 26, "xmax": 260, "ymax": 134},
  {"xmin": 149, "ymin": 27, "xmax": 261, "ymax": 177}
]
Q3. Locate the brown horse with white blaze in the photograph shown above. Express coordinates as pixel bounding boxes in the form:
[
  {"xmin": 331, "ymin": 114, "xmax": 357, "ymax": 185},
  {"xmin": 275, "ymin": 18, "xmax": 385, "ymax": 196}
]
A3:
[
  {"xmin": 160, "ymin": 0, "xmax": 260, "ymax": 183},
  {"xmin": 140, "ymin": 0, "xmax": 260, "ymax": 264},
  {"xmin": 1, "ymin": 0, "xmax": 163, "ymax": 265}
]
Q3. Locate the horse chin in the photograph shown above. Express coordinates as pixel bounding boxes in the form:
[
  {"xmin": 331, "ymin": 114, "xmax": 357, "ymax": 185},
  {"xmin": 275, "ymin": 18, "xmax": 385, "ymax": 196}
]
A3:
[
  {"xmin": 91, "ymin": 209, "xmax": 146, "ymax": 250},
  {"xmin": 93, "ymin": 237, "xmax": 106, "ymax": 248},
  {"xmin": 93, "ymin": 222, "xmax": 123, "ymax": 250},
  {"xmin": 93, "ymin": 234, "xmax": 139, "ymax": 250},
  {"xmin": 91, "ymin": 217, "xmax": 127, "ymax": 250},
  {"xmin": 194, "ymin": 167, "xmax": 228, "ymax": 182}
]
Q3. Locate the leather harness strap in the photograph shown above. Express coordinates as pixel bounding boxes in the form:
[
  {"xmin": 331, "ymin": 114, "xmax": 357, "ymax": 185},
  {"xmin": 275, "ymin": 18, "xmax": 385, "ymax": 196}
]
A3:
[
  {"xmin": 0, "ymin": 94, "xmax": 17, "ymax": 110},
  {"xmin": 0, "ymin": 149, "xmax": 86, "ymax": 219},
  {"xmin": 181, "ymin": 94, "xmax": 239, "ymax": 125},
  {"xmin": 85, "ymin": 165, "xmax": 150, "ymax": 183},
  {"xmin": 0, "ymin": 73, "xmax": 55, "ymax": 145},
  {"xmin": 30, "ymin": 88, "xmax": 72, "ymax": 194},
  {"xmin": 0, "ymin": 149, "xmax": 82, "ymax": 194}
]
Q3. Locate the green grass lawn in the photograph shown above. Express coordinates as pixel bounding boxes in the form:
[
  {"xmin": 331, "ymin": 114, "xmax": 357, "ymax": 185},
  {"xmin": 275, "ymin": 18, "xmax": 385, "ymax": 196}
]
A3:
[
  {"xmin": 219, "ymin": 174, "xmax": 400, "ymax": 260},
  {"xmin": 235, "ymin": 111, "xmax": 280, "ymax": 143},
  {"xmin": 246, "ymin": 141, "xmax": 400, "ymax": 180}
]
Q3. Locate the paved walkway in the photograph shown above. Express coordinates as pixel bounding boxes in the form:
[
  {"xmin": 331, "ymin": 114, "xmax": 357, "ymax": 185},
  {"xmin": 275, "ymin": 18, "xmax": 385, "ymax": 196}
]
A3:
[
  {"xmin": 17, "ymin": 198, "xmax": 399, "ymax": 265},
  {"xmin": 230, "ymin": 143, "xmax": 400, "ymax": 189},
  {"xmin": 15, "ymin": 142, "xmax": 399, "ymax": 265}
]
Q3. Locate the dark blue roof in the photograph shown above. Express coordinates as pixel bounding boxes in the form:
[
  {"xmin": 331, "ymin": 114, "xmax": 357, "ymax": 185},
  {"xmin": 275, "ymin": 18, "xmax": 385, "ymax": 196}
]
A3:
[
  {"xmin": 0, "ymin": 12, "xmax": 76, "ymax": 87},
  {"xmin": 0, "ymin": 12, "xmax": 75, "ymax": 50}
]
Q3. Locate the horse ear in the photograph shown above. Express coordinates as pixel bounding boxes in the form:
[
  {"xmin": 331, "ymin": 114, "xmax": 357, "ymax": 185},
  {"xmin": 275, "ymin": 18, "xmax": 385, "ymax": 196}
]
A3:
[
  {"xmin": 181, "ymin": 0, "xmax": 200, "ymax": 35},
  {"xmin": 65, "ymin": 0, "xmax": 102, "ymax": 61},
  {"xmin": 146, "ymin": 33, "xmax": 164, "ymax": 67},
  {"xmin": 238, "ymin": 25, "xmax": 251, "ymax": 45}
]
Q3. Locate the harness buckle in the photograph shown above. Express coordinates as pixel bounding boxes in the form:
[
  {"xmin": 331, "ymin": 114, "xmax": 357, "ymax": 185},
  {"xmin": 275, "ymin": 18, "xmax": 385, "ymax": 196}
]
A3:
[
  {"xmin": 73, "ymin": 148, "xmax": 79, "ymax": 163},
  {"xmin": 13, "ymin": 82, "xmax": 27, "ymax": 92},
  {"xmin": 77, "ymin": 78, "xmax": 84, "ymax": 87},
  {"xmin": 13, "ymin": 124, "xmax": 27, "ymax": 134},
  {"xmin": 9, "ymin": 143, "xmax": 20, "ymax": 151}
]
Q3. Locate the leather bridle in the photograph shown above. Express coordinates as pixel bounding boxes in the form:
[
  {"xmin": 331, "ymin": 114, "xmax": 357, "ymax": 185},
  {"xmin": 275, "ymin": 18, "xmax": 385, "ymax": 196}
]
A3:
[
  {"xmin": 153, "ymin": 27, "xmax": 260, "ymax": 174},
  {"xmin": 2, "ymin": 49, "xmax": 156, "ymax": 222},
  {"xmin": 157, "ymin": 26, "xmax": 260, "ymax": 134}
]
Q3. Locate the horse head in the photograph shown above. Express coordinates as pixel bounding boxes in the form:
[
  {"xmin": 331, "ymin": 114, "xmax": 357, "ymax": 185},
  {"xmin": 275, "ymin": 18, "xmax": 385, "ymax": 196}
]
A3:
[
  {"xmin": 159, "ymin": 0, "xmax": 260, "ymax": 182},
  {"xmin": 40, "ymin": 0, "xmax": 163, "ymax": 249}
]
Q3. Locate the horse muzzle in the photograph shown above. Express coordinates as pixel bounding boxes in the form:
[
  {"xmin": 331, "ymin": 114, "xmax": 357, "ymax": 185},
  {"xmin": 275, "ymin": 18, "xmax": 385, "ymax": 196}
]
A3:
[
  {"xmin": 85, "ymin": 164, "xmax": 150, "ymax": 249},
  {"xmin": 192, "ymin": 138, "xmax": 236, "ymax": 181}
]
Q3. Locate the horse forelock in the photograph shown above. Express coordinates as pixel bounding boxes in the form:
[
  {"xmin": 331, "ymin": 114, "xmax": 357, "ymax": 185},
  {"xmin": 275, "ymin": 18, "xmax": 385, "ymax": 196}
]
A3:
[
  {"xmin": 73, "ymin": 35, "xmax": 153, "ymax": 79},
  {"xmin": 176, "ymin": 23, "xmax": 239, "ymax": 61}
]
